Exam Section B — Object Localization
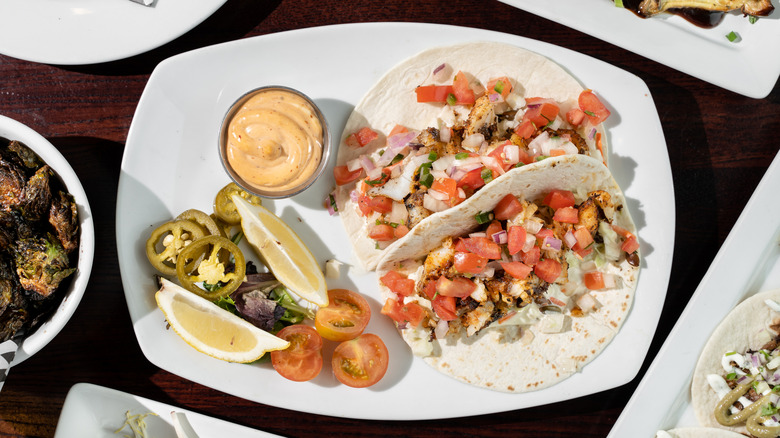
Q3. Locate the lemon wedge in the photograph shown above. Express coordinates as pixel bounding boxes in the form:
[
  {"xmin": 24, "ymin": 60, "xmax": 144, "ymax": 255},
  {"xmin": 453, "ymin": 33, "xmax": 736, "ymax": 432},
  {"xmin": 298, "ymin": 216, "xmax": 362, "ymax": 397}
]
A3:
[
  {"xmin": 155, "ymin": 278, "xmax": 289, "ymax": 362},
  {"xmin": 232, "ymin": 195, "xmax": 328, "ymax": 307}
]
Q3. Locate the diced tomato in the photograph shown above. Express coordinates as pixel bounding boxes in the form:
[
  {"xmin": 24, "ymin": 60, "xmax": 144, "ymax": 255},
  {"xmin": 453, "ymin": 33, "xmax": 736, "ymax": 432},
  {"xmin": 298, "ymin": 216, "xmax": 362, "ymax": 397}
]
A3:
[
  {"xmin": 368, "ymin": 224, "xmax": 395, "ymax": 241},
  {"xmin": 523, "ymin": 101, "xmax": 559, "ymax": 127},
  {"xmin": 493, "ymin": 194, "xmax": 523, "ymax": 221},
  {"xmin": 573, "ymin": 226, "xmax": 594, "ymax": 250},
  {"xmin": 521, "ymin": 246, "xmax": 541, "ymax": 266},
  {"xmin": 388, "ymin": 124, "xmax": 408, "ymax": 136},
  {"xmin": 462, "ymin": 236, "xmax": 502, "ymax": 260},
  {"xmin": 515, "ymin": 119, "xmax": 536, "ymax": 139},
  {"xmin": 611, "ymin": 224, "xmax": 634, "ymax": 239},
  {"xmin": 543, "ymin": 190, "xmax": 576, "ymax": 210},
  {"xmin": 549, "ymin": 149, "xmax": 566, "ymax": 157},
  {"xmin": 452, "ymin": 237, "xmax": 469, "ymax": 253},
  {"xmin": 584, "ymin": 271, "xmax": 605, "ymax": 290},
  {"xmin": 436, "ymin": 276, "xmax": 476, "ymax": 298},
  {"xmin": 516, "ymin": 147, "xmax": 534, "ymax": 165},
  {"xmin": 394, "ymin": 224, "xmax": 409, "ymax": 239},
  {"xmin": 431, "ymin": 294, "xmax": 457, "ymax": 321},
  {"xmin": 456, "ymin": 166, "xmax": 487, "ymax": 192},
  {"xmin": 486, "ymin": 76, "xmax": 513, "ymax": 99},
  {"xmin": 534, "ymin": 258, "xmax": 562, "ymax": 283},
  {"xmin": 415, "ymin": 85, "xmax": 455, "ymax": 103},
  {"xmin": 578, "ymin": 90, "xmax": 611, "ymax": 125},
  {"xmin": 367, "ymin": 195, "xmax": 393, "ymax": 214},
  {"xmin": 380, "ymin": 271, "xmax": 415, "ymax": 297},
  {"xmin": 334, "ymin": 165, "xmax": 363, "ymax": 186},
  {"xmin": 501, "ymin": 261, "xmax": 533, "ymax": 280},
  {"xmin": 566, "ymin": 107, "xmax": 586, "ymax": 127},
  {"xmin": 381, "ymin": 298, "xmax": 427, "ymax": 328},
  {"xmin": 354, "ymin": 127, "xmax": 378, "ymax": 147},
  {"xmin": 357, "ymin": 195, "xmax": 372, "ymax": 216},
  {"xmin": 485, "ymin": 220, "xmax": 503, "ymax": 240},
  {"xmin": 553, "ymin": 206, "xmax": 579, "ymax": 224},
  {"xmin": 622, "ymin": 235, "xmax": 640, "ymax": 254},
  {"xmin": 452, "ymin": 71, "xmax": 476, "ymax": 104},
  {"xmin": 423, "ymin": 280, "xmax": 437, "ymax": 299},
  {"xmin": 454, "ymin": 252, "xmax": 488, "ymax": 274},
  {"xmin": 431, "ymin": 177, "xmax": 461, "ymax": 206},
  {"xmin": 507, "ymin": 226, "xmax": 527, "ymax": 255}
]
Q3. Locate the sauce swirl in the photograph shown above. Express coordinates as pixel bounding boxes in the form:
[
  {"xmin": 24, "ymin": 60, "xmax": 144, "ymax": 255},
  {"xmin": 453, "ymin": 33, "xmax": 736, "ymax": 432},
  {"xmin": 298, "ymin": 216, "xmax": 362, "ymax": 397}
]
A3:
[{"xmin": 226, "ymin": 88, "xmax": 324, "ymax": 194}]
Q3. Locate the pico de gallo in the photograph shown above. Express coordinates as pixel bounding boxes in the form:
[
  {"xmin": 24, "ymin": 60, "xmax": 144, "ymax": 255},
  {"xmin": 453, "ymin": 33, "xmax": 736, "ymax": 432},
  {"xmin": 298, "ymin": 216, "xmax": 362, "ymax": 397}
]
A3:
[
  {"xmin": 331, "ymin": 64, "xmax": 611, "ymax": 250},
  {"xmin": 379, "ymin": 188, "xmax": 639, "ymax": 354}
]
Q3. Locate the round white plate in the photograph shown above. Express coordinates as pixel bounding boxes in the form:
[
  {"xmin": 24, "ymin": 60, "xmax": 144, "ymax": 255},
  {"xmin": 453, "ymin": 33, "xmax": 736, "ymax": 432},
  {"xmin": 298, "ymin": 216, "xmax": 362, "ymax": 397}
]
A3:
[
  {"xmin": 116, "ymin": 23, "xmax": 674, "ymax": 420},
  {"xmin": 0, "ymin": 0, "xmax": 226, "ymax": 65}
]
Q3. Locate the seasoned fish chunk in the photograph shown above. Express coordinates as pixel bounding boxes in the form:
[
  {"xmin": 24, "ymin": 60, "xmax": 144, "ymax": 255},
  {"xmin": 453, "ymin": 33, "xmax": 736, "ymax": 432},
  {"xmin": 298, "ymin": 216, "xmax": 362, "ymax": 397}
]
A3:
[{"xmin": 465, "ymin": 95, "xmax": 497, "ymax": 141}]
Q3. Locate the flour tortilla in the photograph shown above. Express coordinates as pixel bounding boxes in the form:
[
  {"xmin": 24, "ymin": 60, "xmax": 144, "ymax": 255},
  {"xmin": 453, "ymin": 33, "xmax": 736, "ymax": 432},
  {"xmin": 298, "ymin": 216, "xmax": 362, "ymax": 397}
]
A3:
[
  {"xmin": 691, "ymin": 288, "xmax": 780, "ymax": 434},
  {"xmin": 376, "ymin": 155, "xmax": 638, "ymax": 393},
  {"xmin": 334, "ymin": 41, "xmax": 608, "ymax": 271}
]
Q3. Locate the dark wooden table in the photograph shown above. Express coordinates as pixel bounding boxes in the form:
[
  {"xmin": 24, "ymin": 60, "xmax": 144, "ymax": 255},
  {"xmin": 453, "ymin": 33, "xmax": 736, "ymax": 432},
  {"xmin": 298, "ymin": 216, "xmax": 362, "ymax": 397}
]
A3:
[{"xmin": 1, "ymin": 1, "xmax": 778, "ymax": 436}]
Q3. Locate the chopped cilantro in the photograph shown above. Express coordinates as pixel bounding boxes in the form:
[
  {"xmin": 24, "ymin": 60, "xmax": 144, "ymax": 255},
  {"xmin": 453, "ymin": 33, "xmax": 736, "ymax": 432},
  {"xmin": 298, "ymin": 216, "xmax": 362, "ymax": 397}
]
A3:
[
  {"xmin": 475, "ymin": 211, "xmax": 494, "ymax": 224},
  {"xmin": 481, "ymin": 168, "xmax": 494, "ymax": 184},
  {"xmin": 455, "ymin": 152, "xmax": 470, "ymax": 160},
  {"xmin": 428, "ymin": 152, "xmax": 438, "ymax": 161},
  {"xmin": 494, "ymin": 80, "xmax": 504, "ymax": 94},
  {"xmin": 535, "ymin": 155, "xmax": 548, "ymax": 161},
  {"xmin": 446, "ymin": 93, "xmax": 457, "ymax": 106},
  {"xmin": 390, "ymin": 153, "xmax": 405, "ymax": 165},
  {"xmin": 761, "ymin": 403, "xmax": 778, "ymax": 417},
  {"xmin": 514, "ymin": 162, "xmax": 525, "ymax": 168},
  {"xmin": 584, "ymin": 110, "xmax": 596, "ymax": 117}
]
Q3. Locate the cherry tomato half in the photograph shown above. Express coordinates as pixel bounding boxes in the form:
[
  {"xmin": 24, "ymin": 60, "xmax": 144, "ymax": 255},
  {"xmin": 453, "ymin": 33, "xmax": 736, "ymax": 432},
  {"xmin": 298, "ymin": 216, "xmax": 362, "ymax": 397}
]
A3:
[
  {"xmin": 271, "ymin": 325, "xmax": 323, "ymax": 382},
  {"xmin": 332, "ymin": 333, "xmax": 389, "ymax": 388},
  {"xmin": 314, "ymin": 289, "xmax": 371, "ymax": 342}
]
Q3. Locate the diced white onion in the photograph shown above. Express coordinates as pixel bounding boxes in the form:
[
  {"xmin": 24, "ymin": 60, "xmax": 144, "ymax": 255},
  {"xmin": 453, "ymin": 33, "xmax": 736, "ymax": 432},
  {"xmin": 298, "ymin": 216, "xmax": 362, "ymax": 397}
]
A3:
[
  {"xmin": 423, "ymin": 194, "xmax": 449, "ymax": 213},
  {"xmin": 462, "ymin": 133, "xmax": 485, "ymax": 150},
  {"xmin": 427, "ymin": 188, "xmax": 448, "ymax": 201},
  {"xmin": 386, "ymin": 201, "xmax": 408, "ymax": 225},
  {"xmin": 347, "ymin": 157, "xmax": 363, "ymax": 172},
  {"xmin": 522, "ymin": 233, "xmax": 535, "ymax": 253},
  {"xmin": 524, "ymin": 220, "xmax": 543, "ymax": 235},
  {"xmin": 469, "ymin": 232, "xmax": 487, "ymax": 238},
  {"xmin": 564, "ymin": 229, "xmax": 577, "ymax": 248},
  {"xmin": 434, "ymin": 318, "xmax": 449, "ymax": 339},
  {"xmin": 576, "ymin": 293, "xmax": 598, "ymax": 313},
  {"xmin": 440, "ymin": 126, "xmax": 452, "ymax": 143},
  {"xmin": 503, "ymin": 144, "xmax": 519, "ymax": 164}
]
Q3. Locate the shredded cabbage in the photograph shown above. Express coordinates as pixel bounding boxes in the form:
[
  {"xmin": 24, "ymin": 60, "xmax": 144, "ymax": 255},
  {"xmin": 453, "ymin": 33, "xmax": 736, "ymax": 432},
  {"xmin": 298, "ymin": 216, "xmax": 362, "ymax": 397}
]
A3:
[{"xmin": 599, "ymin": 221, "xmax": 621, "ymax": 262}]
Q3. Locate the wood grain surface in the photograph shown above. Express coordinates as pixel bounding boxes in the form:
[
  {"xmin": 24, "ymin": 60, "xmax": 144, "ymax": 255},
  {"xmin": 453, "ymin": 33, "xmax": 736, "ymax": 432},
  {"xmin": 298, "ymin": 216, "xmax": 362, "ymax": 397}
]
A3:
[{"xmin": 0, "ymin": 1, "xmax": 778, "ymax": 437}]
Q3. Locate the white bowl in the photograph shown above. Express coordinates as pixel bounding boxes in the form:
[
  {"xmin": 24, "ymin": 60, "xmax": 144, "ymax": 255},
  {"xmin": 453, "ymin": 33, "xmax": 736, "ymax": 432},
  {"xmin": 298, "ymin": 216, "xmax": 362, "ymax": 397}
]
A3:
[{"xmin": 0, "ymin": 115, "xmax": 94, "ymax": 365}]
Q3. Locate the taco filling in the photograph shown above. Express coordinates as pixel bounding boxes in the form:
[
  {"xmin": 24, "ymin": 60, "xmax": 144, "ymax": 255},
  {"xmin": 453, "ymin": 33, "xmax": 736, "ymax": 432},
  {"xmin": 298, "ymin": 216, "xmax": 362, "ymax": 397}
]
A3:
[
  {"xmin": 379, "ymin": 188, "xmax": 639, "ymax": 353},
  {"xmin": 334, "ymin": 69, "xmax": 610, "ymax": 249},
  {"xmin": 704, "ymin": 300, "xmax": 780, "ymax": 438}
]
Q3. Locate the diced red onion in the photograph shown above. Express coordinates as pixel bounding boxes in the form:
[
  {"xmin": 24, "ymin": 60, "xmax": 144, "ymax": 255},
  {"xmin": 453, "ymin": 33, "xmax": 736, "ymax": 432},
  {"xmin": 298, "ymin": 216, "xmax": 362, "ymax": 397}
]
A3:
[
  {"xmin": 375, "ymin": 131, "xmax": 417, "ymax": 167},
  {"xmin": 433, "ymin": 63, "xmax": 445, "ymax": 75},
  {"xmin": 542, "ymin": 236, "xmax": 562, "ymax": 251},
  {"xmin": 492, "ymin": 230, "xmax": 508, "ymax": 245},
  {"xmin": 771, "ymin": 393, "xmax": 780, "ymax": 405},
  {"xmin": 427, "ymin": 188, "xmax": 448, "ymax": 201},
  {"xmin": 462, "ymin": 133, "xmax": 485, "ymax": 150},
  {"xmin": 564, "ymin": 229, "xmax": 577, "ymax": 248},
  {"xmin": 326, "ymin": 193, "xmax": 337, "ymax": 216},
  {"xmin": 469, "ymin": 232, "xmax": 487, "ymax": 238},
  {"xmin": 450, "ymin": 168, "xmax": 466, "ymax": 182},
  {"xmin": 366, "ymin": 166, "xmax": 383, "ymax": 181},
  {"xmin": 433, "ymin": 63, "xmax": 452, "ymax": 82},
  {"xmin": 527, "ymin": 103, "xmax": 541, "ymax": 110},
  {"xmin": 349, "ymin": 190, "xmax": 359, "ymax": 203},
  {"xmin": 589, "ymin": 128, "xmax": 597, "ymax": 140},
  {"xmin": 737, "ymin": 375, "xmax": 752, "ymax": 385},
  {"xmin": 753, "ymin": 354, "xmax": 761, "ymax": 368},
  {"xmin": 360, "ymin": 155, "xmax": 376, "ymax": 172},
  {"xmin": 488, "ymin": 93, "xmax": 501, "ymax": 103},
  {"xmin": 511, "ymin": 252, "xmax": 523, "ymax": 262}
]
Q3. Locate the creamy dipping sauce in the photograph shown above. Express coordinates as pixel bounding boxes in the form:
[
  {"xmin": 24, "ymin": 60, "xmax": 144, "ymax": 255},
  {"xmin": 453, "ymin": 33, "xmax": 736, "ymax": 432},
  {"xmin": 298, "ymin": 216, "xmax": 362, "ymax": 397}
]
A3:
[{"xmin": 225, "ymin": 88, "xmax": 323, "ymax": 194}]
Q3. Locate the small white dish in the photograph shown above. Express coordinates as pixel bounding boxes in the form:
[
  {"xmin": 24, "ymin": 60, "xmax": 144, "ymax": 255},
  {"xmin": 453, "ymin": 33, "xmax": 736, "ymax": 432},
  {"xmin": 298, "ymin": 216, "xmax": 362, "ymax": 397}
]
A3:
[
  {"xmin": 0, "ymin": 115, "xmax": 94, "ymax": 365},
  {"xmin": 0, "ymin": 0, "xmax": 226, "ymax": 65},
  {"xmin": 54, "ymin": 383, "xmax": 281, "ymax": 437}
]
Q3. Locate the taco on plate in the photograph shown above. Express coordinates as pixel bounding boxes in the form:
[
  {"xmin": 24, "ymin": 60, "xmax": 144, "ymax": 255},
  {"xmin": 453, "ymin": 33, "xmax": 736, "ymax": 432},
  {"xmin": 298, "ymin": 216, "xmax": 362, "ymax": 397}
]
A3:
[
  {"xmin": 656, "ymin": 428, "xmax": 745, "ymax": 438},
  {"xmin": 375, "ymin": 154, "xmax": 639, "ymax": 392},
  {"xmin": 692, "ymin": 288, "xmax": 780, "ymax": 437},
  {"xmin": 332, "ymin": 41, "xmax": 612, "ymax": 271}
]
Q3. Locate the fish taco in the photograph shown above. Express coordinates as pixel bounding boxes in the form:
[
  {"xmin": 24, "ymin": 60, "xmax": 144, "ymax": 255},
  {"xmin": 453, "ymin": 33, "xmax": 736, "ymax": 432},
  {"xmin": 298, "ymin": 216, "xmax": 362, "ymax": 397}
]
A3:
[
  {"xmin": 692, "ymin": 288, "xmax": 780, "ymax": 437},
  {"xmin": 332, "ymin": 41, "xmax": 613, "ymax": 271},
  {"xmin": 376, "ymin": 154, "xmax": 639, "ymax": 392}
]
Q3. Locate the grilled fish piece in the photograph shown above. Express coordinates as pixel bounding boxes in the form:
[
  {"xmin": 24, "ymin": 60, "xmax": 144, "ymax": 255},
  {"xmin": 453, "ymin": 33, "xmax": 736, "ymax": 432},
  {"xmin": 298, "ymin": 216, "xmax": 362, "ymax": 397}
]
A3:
[
  {"xmin": 464, "ymin": 95, "xmax": 497, "ymax": 143},
  {"xmin": 639, "ymin": 0, "xmax": 774, "ymax": 16}
]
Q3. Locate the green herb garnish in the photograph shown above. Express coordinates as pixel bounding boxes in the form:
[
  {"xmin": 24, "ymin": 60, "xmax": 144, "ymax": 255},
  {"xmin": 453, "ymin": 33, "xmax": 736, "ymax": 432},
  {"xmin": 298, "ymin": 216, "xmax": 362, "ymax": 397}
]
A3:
[
  {"xmin": 749, "ymin": 15, "xmax": 758, "ymax": 24},
  {"xmin": 455, "ymin": 152, "xmax": 470, "ymax": 160},
  {"xmin": 390, "ymin": 153, "xmax": 405, "ymax": 165},
  {"xmin": 446, "ymin": 93, "xmax": 457, "ymax": 106},
  {"xmin": 494, "ymin": 80, "xmax": 504, "ymax": 94},
  {"xmin": 726, "ymin": 31, "xmax": 739, "ymax": 42},
  {"xmin": 481, "ymin": 168, "xmax": 493, "ymax": 184},
  {"xmin": 475, "ymin": 211, "xmax": 494, "ymax": 224}
]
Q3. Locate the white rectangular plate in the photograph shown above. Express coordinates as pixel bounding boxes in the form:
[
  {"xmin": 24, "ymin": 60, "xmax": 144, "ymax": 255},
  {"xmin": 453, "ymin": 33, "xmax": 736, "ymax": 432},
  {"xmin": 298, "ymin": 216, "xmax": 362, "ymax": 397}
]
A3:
[
  {"xmin": 116, "ymin": 22, "xmax": 674, "ymax": 420},
  {"xmin": 54, "ymin": 383, "xmax": 279, "ymax": 437},
  {"xmin": 500, "ymin": 0, "xmax": 780, "ymax": 98},
  {"xmin": 610, "ymin": 150, "xmax": 780, "ymax": 435}
]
